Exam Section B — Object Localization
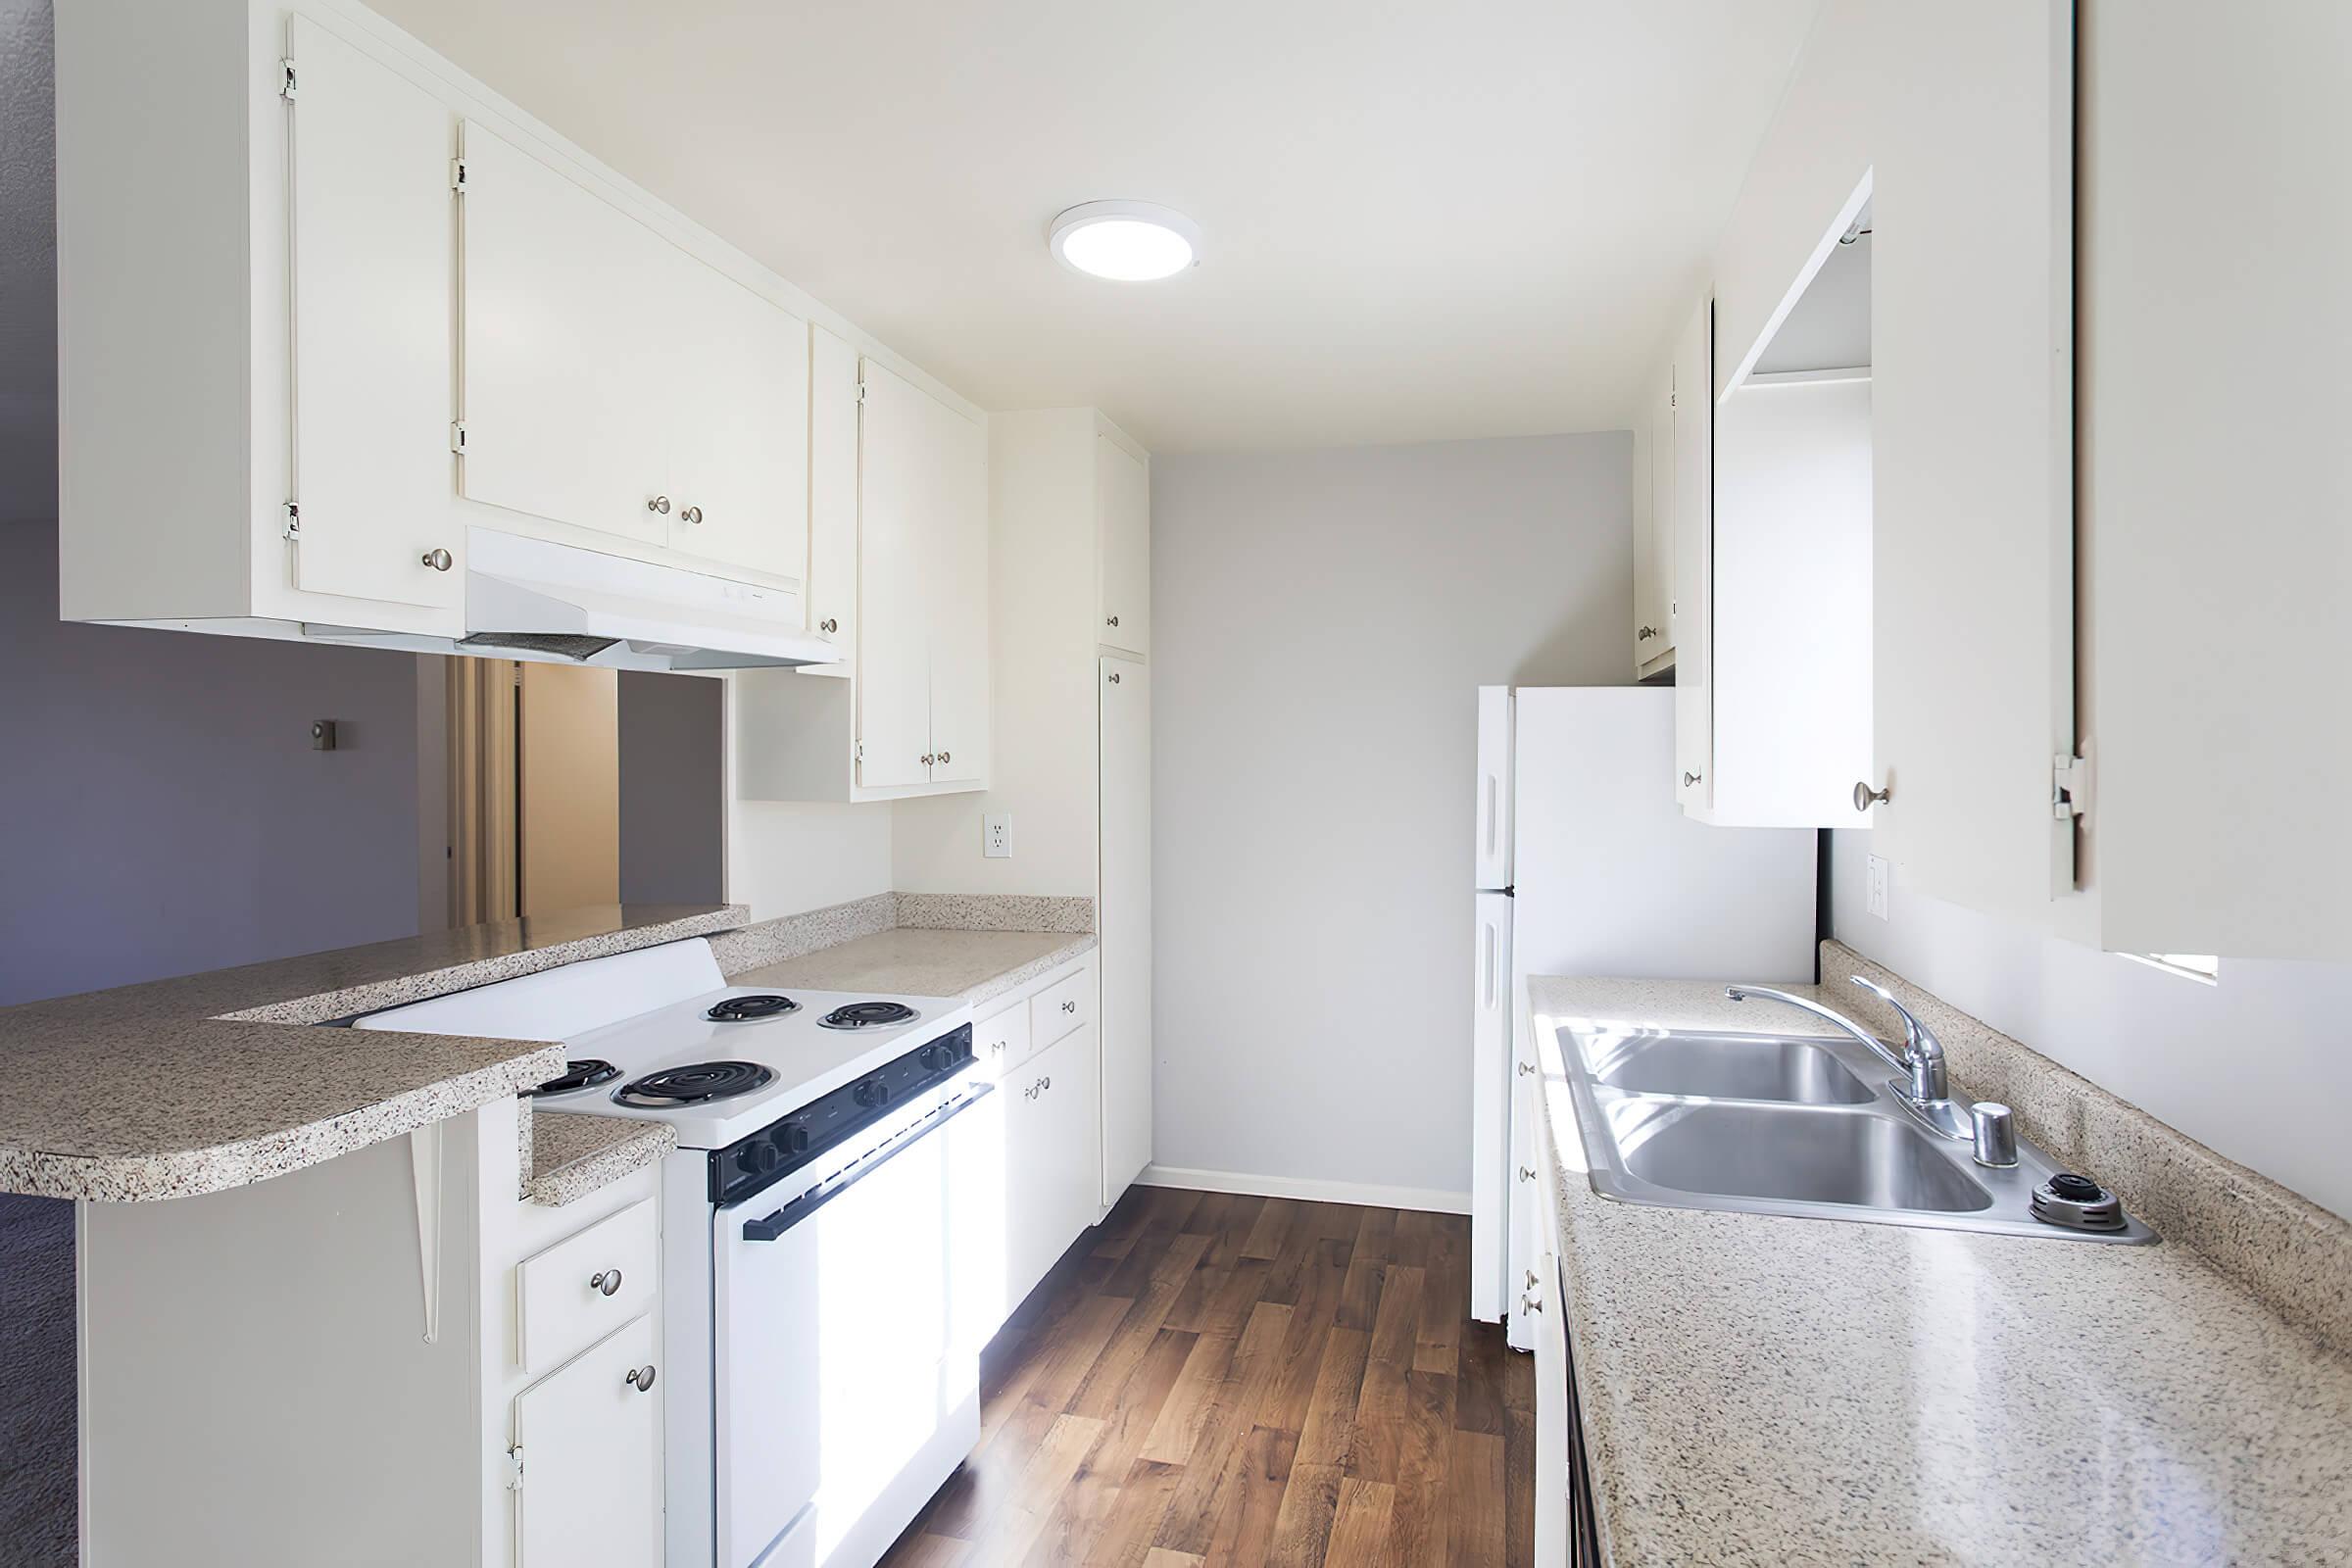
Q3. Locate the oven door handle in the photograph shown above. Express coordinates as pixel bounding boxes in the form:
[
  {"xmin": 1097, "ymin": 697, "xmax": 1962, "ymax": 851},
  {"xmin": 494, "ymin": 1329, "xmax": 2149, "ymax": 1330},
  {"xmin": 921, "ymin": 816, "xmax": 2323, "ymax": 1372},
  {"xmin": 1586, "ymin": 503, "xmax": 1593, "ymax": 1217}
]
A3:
[{"xmin": 739, "ymin": 1083, "xmax": 995, "ymax": 1243}]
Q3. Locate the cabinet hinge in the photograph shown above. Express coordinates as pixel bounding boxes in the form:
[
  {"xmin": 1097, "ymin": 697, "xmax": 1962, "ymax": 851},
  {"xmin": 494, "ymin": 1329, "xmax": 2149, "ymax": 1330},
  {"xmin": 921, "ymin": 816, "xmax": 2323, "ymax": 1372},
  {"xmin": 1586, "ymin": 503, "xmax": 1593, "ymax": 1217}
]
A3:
[
  {"xmin": 281, "ymin": 501, "xmax": 301, "ymax": 540},
  {"xmin": 2052, "ymin": 751, "xmax": 2093, "ymax": 822},
  {"xmin": 854, "ymin": 379, "xmax": 868, "ymax": 408},
  {"xmin": 503, "ymin": 1446, "xmax": 524, "ymax": 1492},
  {"xmin": 278, "ymin": 59, "xmax": 298, "ymax": 101},
  {"xmin": 854, "ymin": 740, "xmax": 864, "ymax": 763},
  {"xmin": 450, "ymin": 158, "xmax": 468, "ymax": 193},
  {"xmin": 449, "ymin": 420, "xmax": 468, "ymax": 454}
]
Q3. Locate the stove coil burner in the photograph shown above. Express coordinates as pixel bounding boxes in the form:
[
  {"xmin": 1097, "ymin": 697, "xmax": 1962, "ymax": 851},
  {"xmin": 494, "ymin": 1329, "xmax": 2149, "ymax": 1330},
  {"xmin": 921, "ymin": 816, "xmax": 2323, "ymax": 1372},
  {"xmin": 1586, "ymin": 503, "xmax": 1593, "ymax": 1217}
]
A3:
[
  {"xmin": 531, "ymin": 1059, "xmax": 620, "ymax": 1097},
  {"xmin": 614, "ymin": 1060, "xmax": 776, "ymax": 1106},
  {"xmin": 707, "ymin": 994, "xmax": 799, "ymax": 1022},
  {"xmin": 817, "ymin": 1001, "xmax": 920, "ymax": 1031}
]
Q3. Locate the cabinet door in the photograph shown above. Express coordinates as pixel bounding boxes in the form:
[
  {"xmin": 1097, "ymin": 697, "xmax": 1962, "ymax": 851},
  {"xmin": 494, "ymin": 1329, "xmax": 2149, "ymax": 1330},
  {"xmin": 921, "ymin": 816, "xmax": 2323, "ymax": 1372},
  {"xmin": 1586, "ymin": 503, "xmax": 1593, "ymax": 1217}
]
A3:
[
  {"xmin": 285, "ymin": 17, "xmax": 459, "ymax": 612},
  {"xmin": 803, "ymin": 325, "xmax": 858, "ymax": 677},
  {"xmin": 1670, "ymin": 301, "xmax": 1714, "ymax": 812},
  {"xmin": 1868, "ymin": 4, "xmax": 2074, "ymax": 924},
  {"xmin": 1101, "ymin": 659, "xmax": 1151, "ymax": 1205},
  {"xmin": 1097, "ymin": 435, "xmax": 1151, "ymax": 658},
  {"xmin": 924, "ymin": 401, "xmax": 990, "ymax": 785},
  {"xmin": 513, "ymin": 1314, "xmax": 660, "ymax": 1568},
  {"xmin": 459, "ymin": 121, "xmax": 669, "ymax": 546},
  {"xmin": 663, "ymin": 252, "xmax": 808, "ymax": 580},
  {"xmin": 853, "ymin": 360, "xmax": 937, "ymax": 789},
  {"xmin": 1002, "ymin": 1027, "xmax": 1101, "ymax": 1314},
  {"xmin": 1505, "ymin": 1030, "xmax": 1537, "ymax": 1353}
]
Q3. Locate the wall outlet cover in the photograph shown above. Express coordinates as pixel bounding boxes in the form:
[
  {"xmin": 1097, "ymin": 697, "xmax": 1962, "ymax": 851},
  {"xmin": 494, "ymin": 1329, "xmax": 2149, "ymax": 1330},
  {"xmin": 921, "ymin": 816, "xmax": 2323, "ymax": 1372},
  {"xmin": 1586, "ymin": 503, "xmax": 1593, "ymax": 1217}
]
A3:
[
  {"xmin": 983, "ymin": 813, "xmax": 1011, "ymax": 858},
  {"xmin": 1866, "ymin": 853, "xmax": 1890, "ymax": 920}
]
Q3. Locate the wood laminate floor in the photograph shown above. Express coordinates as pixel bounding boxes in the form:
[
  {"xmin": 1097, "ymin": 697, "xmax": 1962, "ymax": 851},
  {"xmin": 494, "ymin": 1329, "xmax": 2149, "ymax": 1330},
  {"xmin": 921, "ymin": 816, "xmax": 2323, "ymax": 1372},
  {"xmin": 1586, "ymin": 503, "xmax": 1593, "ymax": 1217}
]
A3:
[{"xmin": 880, "ymin": 1187, "xmax": 1534, "ymax": 1567}]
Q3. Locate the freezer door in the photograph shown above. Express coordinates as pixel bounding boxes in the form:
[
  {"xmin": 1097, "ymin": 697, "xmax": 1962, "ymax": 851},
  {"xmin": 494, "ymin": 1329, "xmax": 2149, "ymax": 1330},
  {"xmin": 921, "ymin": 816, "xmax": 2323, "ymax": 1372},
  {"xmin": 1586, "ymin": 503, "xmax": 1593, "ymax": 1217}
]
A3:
[
  {"xmin": 1475, "ymin": 686, "xmax": 1514, "ymax": 890},
  {"xmin": 1469, "ymin": 890, "xmax": 1513, "ymax": 1323}
]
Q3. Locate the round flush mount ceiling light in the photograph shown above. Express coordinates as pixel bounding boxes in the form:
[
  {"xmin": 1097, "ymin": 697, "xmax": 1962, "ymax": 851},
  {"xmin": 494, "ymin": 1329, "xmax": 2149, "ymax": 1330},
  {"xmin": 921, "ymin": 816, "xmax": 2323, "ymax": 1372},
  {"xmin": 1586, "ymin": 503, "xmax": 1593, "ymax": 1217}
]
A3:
[{"xmin": 1048, "ymin": 201, "xmax": 1201, "ymax": 281}]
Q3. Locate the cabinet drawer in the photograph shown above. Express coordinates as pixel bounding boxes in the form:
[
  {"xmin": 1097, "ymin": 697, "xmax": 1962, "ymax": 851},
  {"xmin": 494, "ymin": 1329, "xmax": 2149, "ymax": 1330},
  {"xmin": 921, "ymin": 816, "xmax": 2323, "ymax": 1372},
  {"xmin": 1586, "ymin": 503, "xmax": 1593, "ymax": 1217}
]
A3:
[
  {"xmin": 1029, "ymin": 966, "xmax": 1092, "ymax": 1051},
  {"xmin": 517, "ymin": 1198, "xmax": 658, "ymax": 1376},
  {"xmin": 973, "ymin": 999, "xmax": 1033, "ymax": 1081}
]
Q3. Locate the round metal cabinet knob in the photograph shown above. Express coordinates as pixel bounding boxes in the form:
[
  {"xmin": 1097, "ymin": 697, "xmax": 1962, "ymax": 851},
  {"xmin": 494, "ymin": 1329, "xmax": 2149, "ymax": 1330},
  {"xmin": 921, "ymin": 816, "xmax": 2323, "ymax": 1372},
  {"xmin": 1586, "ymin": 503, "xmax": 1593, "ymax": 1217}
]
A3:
[
  {"xmin": 420, "ymin": 549, "xmax": 453, "ymax": 571},
  {"xmin": 1854, "ymin": 780, "xmax": 1891, "ymax": 812},
  {"xmin": 819, "ymin": 618, "xmax": 839, "ymax": 634},
  {"xmin": 937, "ymin": 751, "xmax": 951, "ymax": 764},
  {"xmin": 1107, "ymin": 671, "xmax": 1121, "ymax": 684},
  {"xmin": 1520, "ymin": 1292, "xmax": 1544, "ymax": 1315},
  {"xmin": 624, "ymin": 1364, "xmax": 657, "ymax": 1393},
  {"xmin": 647, "ymin": 495, "xmax": 671, "ymax": 514},
  {"xmin": 1105, "ymin": 614, "xmax": 1120, "ymax": 627},
  {"xmin": 1683, "ymin": 770, "xmax": 1701, "ymax": 788},
  {"xmin": 1518, "ymin": 1165, "xmax": 1536, "ymax": 1183},
  {"xmin": 1517, "ymin": 1060, "xmax": 1535, "ymax": 1076},
  {"xmin": 590, "ymin": 1268, "xmax": 622, "ymax": 1297},
  {"xmin": 681, "ymin": 505, "xmax": 704, "ymax": 524},
  {"xmin": 1638, "ymin": 625, "xmax": 1658, "ymax": 640}
]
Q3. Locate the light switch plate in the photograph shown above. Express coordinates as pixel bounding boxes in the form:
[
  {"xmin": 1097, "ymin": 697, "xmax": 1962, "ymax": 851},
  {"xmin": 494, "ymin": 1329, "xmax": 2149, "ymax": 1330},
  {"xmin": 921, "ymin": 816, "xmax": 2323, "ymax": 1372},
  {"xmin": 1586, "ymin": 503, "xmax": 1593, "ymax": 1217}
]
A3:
[
  {"xmin": 983, "ymin": 813, "xmax": 1011, "ymax": 858},
  {"xmin": 1866, "ymin": 854, "xmax": 1890, "ymax": 920}
]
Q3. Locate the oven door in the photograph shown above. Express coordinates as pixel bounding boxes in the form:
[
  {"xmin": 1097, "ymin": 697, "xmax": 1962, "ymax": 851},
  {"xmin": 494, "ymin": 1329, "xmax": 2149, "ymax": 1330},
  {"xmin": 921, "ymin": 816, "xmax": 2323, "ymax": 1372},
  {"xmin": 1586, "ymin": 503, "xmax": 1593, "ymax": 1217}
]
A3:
[{"xmin": 710, "ymin": 1091, "xmax": 983, "ymax": 1568}]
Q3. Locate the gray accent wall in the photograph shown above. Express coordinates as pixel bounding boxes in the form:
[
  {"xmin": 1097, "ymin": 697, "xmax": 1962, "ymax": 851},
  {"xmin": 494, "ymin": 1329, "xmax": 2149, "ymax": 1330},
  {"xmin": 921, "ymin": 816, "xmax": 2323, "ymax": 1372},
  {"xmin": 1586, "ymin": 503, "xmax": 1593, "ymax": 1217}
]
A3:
[{"xmin": 1151, "ymin": 433, "xmax": 1634, "ymax": 1200}]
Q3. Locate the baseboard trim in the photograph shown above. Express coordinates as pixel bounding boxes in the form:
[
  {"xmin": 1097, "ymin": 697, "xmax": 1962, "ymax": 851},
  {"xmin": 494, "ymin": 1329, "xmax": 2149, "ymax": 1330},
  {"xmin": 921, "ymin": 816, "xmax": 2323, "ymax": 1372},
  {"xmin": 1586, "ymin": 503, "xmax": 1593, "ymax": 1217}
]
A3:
[{"xmin": 1138, "ymin": 1163, "xmax": 1471, "ymax": 1216}]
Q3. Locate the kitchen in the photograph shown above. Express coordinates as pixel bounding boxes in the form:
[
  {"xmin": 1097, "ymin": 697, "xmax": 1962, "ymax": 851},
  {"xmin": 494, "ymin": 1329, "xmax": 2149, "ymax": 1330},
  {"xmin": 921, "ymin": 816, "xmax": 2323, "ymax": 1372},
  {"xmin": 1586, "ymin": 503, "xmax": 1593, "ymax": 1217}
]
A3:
[{"xmin": 2, "ymin": 1, "xmax": 2349, "ymax": 1565}]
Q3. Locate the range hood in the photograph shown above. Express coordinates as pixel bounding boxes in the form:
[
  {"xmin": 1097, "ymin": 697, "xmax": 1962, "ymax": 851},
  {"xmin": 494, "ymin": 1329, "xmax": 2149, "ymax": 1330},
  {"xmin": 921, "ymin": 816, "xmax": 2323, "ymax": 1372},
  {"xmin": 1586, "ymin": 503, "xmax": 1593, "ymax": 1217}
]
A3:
[{"xmin": 453, "ymin": 528, "xmax": 839, "ymax": 671}]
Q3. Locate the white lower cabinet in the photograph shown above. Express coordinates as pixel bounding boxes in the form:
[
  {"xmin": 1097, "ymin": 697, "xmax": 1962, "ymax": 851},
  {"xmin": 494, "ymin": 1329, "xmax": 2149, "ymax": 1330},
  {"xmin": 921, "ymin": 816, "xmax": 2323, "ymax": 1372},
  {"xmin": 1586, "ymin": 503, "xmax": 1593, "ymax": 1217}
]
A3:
[
  {"xmin": 1002, "ymin": 1023, "xmax": 1102, "ymax": 1319},
  {"xmin": 513, "ymin": 1313, "xmax": 662, "ymax": 1568}
]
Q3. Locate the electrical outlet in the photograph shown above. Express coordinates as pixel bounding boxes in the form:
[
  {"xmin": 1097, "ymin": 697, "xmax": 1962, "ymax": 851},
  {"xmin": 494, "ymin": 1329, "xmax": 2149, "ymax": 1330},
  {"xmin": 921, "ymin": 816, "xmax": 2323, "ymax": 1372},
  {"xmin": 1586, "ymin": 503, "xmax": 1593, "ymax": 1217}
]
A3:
[
  {"xmin": 983, "ymin": 813, "xmax": 1011, "ymax": 858},
  {"xmin": 1866, "ymin": 854, "xmax": 1890, "ymax": 921}
]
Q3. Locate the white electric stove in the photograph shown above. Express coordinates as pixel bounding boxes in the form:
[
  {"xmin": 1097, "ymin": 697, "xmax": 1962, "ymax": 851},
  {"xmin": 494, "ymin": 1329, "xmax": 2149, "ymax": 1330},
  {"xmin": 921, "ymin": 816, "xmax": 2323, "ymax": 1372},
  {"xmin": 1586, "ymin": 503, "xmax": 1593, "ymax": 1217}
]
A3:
[{"xmin": 357, "ymin": 938, "xmax": 992, "ymax": 1568}]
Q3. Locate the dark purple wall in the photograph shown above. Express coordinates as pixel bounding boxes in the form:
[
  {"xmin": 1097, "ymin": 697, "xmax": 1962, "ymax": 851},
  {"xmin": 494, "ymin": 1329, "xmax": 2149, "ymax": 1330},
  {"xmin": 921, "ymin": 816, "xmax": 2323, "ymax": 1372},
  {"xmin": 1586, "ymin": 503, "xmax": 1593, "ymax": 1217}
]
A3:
[
  {"xmin": 1, "ymin": 518, "xmax": 431, "ymax": 1566},
  {"xmin": 618, "ymin": 669, "xmax": 725, "ymax": 906}
]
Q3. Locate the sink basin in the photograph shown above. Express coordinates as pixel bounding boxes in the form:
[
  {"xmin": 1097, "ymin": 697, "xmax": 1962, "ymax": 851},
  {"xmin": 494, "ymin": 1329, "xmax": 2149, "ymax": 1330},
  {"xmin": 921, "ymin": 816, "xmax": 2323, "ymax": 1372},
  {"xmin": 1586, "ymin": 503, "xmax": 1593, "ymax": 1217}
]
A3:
[
  {"xmin": 1607, "ymin": 1100, "xmax": 1992, "ymax": 1212},
  {"xmin": 1551, "ymin": 1024, "xmax": 2159, "ymax": 1244},
  {"xmin": 1583, "ymin": 1031, "xmax": 1875, "ymax": 1104}
]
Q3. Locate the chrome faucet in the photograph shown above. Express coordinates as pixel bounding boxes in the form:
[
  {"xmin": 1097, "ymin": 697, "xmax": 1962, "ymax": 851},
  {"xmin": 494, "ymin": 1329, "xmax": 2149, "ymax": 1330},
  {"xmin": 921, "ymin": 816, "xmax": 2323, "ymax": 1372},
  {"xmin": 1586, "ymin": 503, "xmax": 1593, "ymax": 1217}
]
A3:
[{"xmin": 1724, "ymin": 977, "xmax": 1971, "ymax": 1141}]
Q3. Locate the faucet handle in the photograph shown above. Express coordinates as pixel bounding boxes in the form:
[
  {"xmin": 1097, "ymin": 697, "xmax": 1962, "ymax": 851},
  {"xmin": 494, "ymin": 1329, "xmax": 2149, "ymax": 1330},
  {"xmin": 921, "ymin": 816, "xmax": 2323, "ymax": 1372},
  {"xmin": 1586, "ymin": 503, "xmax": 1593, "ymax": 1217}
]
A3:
[{"xmin": 1848, "ymin": 975, "xmax": 1939, "ymax": 1057}]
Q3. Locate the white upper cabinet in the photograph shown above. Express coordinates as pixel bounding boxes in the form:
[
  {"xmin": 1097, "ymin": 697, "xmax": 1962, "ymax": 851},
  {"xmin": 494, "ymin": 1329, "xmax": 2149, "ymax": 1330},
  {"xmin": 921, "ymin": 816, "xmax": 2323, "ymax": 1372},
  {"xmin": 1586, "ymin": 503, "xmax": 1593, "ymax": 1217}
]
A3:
[
  {"xmin": 56, "ymin": 0, "xmax": 924, "ymax": 654},
  {"xmin": 2079, "ymin": 1, "xmax": 2350, "ymax": 959},
  {"xmin": 458, "ymin": 122, "xmax": 672, "ymax": 549},
  {"xmin": 662, "ymin": 254, "xmax": 810, "ymax": 579},
  {"xmin": 285, "ymin": 16, "xmax": 459, "ymax": 612},
  {"xmin": 459, "ymin": 122, "xmax": 810, "ymax": 578},
  {"xmin": 802, "ymin": 325, "xmax": 859, "ymax": 676},
  {"xmin": 1697, "ymin": 1, "xmax": 2070, "ymax": 905},
  {"xmin": 1096, "ymin": 435, "xmax": 1151, "ymax": 659},
  {"xmin": 733, "ymin": 357, "xmax": 988, "ymax": 803}
]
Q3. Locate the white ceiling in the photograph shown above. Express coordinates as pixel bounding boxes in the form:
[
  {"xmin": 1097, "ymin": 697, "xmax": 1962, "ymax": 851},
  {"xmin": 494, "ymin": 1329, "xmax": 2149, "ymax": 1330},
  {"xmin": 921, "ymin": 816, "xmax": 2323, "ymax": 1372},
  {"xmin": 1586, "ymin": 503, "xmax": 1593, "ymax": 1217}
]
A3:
[{"xmin": 372, "ymin": 0, "xmax": 1819, "ymax": 452}]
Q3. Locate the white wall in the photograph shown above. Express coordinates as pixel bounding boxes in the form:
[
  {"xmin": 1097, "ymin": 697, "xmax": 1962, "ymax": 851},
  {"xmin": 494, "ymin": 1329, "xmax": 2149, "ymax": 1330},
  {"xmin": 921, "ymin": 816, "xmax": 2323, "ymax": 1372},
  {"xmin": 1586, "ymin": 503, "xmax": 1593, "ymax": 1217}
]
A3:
[
  {"xmin": 1152, "ymin": 433, "xmax": 1632, "ymax": 1202},
  {"xmin": 1827, "ymin": 829, "xmax": 2352, "ymax": 1221},
  {"xmin": 726, "ymin": 801, "xmax": 892, "ymax": 921}
]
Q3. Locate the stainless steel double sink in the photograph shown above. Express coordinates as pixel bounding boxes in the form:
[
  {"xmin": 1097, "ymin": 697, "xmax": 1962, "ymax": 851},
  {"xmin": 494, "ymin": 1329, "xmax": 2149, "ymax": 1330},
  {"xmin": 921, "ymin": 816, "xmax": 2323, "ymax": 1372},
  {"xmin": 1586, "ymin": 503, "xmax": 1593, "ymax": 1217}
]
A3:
[{"xmin": 1557, "ymin": 1025, "xmax": 2158, "ymax": 1243}]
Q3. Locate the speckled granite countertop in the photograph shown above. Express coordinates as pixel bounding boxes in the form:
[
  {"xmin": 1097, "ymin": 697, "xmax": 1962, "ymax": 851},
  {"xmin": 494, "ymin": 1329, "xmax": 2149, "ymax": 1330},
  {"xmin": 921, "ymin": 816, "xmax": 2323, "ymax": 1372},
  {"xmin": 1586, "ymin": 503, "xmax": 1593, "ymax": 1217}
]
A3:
[
  {"xmin": 727, "ymin": 927, "xmax": 1095, "ymax": 1006},
  {"xmin": 1527, "ymin": 975, "xmax": 2352, "ymax": 1567},
  {"xmin": 526, "ymin": 1110, "xmax": 675, "ymax": 1207},
  {"xmin": 0, "ymin": 904, "xmax": 744, "ymax": 1203}
]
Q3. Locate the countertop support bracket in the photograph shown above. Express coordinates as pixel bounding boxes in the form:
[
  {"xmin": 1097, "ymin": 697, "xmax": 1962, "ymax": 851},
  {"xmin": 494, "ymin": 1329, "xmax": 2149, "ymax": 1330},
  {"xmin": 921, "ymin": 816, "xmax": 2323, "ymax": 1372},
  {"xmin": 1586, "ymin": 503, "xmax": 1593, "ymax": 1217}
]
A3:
[{"xmin": 409, "ymin": 1122, "xmax": 442, "ymax": 1344}]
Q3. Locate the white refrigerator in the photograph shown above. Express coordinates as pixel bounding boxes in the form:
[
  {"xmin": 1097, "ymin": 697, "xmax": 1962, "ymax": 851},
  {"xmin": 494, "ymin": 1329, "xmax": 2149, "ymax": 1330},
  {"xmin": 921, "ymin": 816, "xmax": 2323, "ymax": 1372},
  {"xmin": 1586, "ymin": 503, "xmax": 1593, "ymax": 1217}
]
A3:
[{"xmin": 1471, "ymin": 686, "xmax": 1817, "ymax": 1337}]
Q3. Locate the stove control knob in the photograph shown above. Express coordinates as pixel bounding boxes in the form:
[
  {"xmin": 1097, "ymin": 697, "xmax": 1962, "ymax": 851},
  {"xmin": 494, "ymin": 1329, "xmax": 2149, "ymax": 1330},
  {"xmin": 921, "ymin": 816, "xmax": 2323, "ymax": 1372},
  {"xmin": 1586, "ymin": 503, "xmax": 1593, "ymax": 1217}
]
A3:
[
  {"xmin": 855, "ymin": 1078, "xmax": 889, "ymax": 1109},
  {"xmin": 772, "ymin": 1122, "xmax": 809, "ymax": 1155},
  {"xmin": 918, "ymin": 1044, "xmax": 945, "ymax": 1071},
  {"xmin": 738, "ymin": 1143, "xmax": 780, "ymax": 1176}
]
